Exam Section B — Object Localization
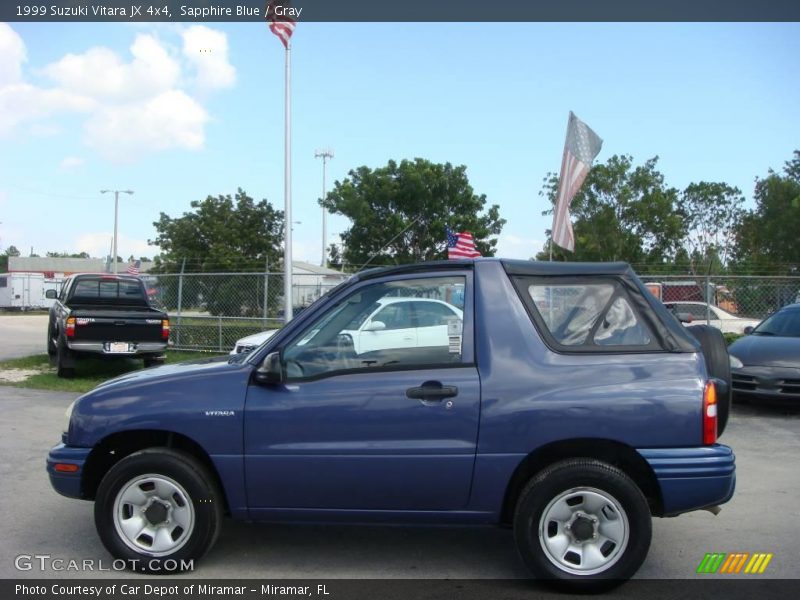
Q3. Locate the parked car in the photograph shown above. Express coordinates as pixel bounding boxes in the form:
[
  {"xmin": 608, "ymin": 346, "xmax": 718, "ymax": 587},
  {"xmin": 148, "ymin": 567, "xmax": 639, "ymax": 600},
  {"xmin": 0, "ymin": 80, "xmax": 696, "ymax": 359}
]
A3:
[
  {"xmin": 45, "ymin": 273, "xmax": 170, "ymax": 377},
  {"xmin": 230, "ymin": 329, "xmax": 279, "ymax": 355},
  {"xmin": 663, "ymin": 301, "xmax": 760, "ymax": 334},
  {"xmin": 230, "ymin": 297, "xmax": 463, "ymax": 356},
  {"xmin": 47, "ymin": 259, "xmax": 735, "ymax": 590},
  {"xmin": 729, "ymin": 303, "xmax": 800, "ymax": 405}
]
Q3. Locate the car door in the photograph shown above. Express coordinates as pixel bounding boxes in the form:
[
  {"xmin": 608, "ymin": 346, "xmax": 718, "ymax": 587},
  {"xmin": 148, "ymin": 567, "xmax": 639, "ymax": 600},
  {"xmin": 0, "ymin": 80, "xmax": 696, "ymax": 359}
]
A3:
[
  {"xmin": 414, "ymin": 301, "xmax": 463, "ymax": 348},
  {"xmin": 244, "ymin": 272, "xmax": 479, "ymax": 513},
  {"xmin": 356, "ymin": 301, "xmax": 417, "ymax": 354}
]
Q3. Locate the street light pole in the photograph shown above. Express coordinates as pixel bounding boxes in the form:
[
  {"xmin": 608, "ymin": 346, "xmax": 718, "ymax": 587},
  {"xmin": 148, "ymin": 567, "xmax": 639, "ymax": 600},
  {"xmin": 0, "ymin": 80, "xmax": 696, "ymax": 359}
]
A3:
[
  {"xmin": 315, "ymin": 149, "xmax": 333, "ymax": 267},
  {"xmin": 101, "ymin": 189, "xmax": 134, "ymax": 274}
]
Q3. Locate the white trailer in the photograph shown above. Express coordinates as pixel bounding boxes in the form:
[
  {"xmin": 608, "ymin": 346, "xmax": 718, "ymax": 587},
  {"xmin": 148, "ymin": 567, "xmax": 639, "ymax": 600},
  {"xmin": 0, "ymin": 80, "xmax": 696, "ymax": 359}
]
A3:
[{"xmin": 0, "ymin": 272, "xmax": 56, "ymax": 310}]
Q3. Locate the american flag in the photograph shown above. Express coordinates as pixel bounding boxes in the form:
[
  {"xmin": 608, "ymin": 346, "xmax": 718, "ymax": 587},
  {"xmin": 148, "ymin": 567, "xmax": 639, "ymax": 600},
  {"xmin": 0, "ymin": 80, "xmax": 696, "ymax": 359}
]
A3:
[
  {"xmin": 126, "ymin": 259, "xmax": 141, "ymax": 276},
  {"xmin": 446, "ymin": 227, "xmax": 482, "ymax": 259},
  {"xmin": 266, "ymin": 1, "xmax": 296, "ymax": 48},
  {"xmin": 551, "ymin": 111, "xmax": 603, "ymax": 252}
]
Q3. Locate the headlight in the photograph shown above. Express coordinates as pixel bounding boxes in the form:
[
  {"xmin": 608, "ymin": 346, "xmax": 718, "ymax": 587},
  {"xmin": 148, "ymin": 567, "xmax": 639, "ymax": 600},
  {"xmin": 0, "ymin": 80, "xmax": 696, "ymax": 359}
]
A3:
[
  {"xmin": 63, "ymin": 400, "xmax": 76, "ymax": 435},
  {"xmin": 729, "ymin": 355, "xmax": 744, "ymax": 369}
]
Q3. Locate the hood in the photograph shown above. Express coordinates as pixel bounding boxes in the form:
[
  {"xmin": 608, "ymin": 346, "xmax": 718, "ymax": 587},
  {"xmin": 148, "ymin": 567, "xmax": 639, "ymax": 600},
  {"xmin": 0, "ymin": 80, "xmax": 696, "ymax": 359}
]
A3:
[
  {"xmin": 92, "ymin": 355, "xmax": 240, "ymax": 391},
  {"xmin": 236, "ymin": 329, "xmax": 279, "ymax": 346},
  {"xmin": 728, "ymin": 335, "xmax": 800, "ymax": 368}
]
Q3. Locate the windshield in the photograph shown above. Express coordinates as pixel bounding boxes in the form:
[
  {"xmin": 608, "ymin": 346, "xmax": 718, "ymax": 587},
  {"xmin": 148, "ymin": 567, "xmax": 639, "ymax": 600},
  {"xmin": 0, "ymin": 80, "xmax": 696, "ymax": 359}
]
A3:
[{"xmin": 752, "ymin": 309, "xmax": 800, "ymax": 337}]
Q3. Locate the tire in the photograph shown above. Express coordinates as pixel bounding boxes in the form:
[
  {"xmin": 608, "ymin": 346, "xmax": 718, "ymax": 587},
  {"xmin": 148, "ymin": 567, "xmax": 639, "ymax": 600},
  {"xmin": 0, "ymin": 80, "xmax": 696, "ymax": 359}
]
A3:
[
  {"xmin": 143, "ymin": 356, "xmax": 165, "ymax": 368},
  {"xmin": 94, "ymin": 448, "xmax": 222, "ymax": 574},
  {"xmin": 47, "ymin": 320, "xmax": 57, "ymax": 358},
  {"xmin": 56, "ymin": 334, "xmax": 75, "ymax": 379},
  {"xmin": 686, "ymin": 324, "xmax": 731, "ymax": 436},
  {"xmin": 513, "ymin": 459, "xmax": 652, "ymax": 592}
]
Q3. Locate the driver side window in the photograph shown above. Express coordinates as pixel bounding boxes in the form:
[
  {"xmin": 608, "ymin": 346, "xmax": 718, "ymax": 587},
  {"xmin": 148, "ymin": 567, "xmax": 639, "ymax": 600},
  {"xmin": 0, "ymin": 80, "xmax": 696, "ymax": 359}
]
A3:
[{"xmin": 282, "ymin": 276, "xmax": 466, "ymax": 380}]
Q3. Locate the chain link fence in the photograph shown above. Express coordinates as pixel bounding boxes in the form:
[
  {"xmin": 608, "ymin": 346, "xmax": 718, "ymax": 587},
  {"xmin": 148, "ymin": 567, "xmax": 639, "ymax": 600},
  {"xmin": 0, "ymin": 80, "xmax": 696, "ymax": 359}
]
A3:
[
  {"xmin": 32, "ymin": 270, "xmax": 800, "ymax": 351},
  {"xmin": 639, "ymin": 274, "xmax": 800, "ymax": 331},
  {"xmin": 143, "ymin": 272, "xmax": 348, "ymax": 352},
  {"xmin": 152, "ymin": 272, "xmax": 800, "ymax": 350}
]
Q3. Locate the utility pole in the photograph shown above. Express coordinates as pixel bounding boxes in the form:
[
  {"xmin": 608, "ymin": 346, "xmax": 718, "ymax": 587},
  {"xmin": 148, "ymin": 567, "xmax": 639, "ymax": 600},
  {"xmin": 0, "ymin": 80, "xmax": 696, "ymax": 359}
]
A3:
[
  {"xmin": 100, "ymin": 189, "xmax": 134, "ymax": 274},
  {"xmin": 315, "ymin": 148, "xmax": 334, "ymax": 267}
]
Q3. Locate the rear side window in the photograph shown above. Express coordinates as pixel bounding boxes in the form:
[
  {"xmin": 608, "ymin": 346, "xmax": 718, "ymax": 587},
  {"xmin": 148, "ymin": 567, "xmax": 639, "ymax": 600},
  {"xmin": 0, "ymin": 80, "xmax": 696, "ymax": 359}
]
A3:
[
  {"xmin": 529, "ymin": 283, "xmax": 614, "ymax": 346},
  {"xmin": 521, "ymin": 279, "xmax": 656, "ymax": 351}
]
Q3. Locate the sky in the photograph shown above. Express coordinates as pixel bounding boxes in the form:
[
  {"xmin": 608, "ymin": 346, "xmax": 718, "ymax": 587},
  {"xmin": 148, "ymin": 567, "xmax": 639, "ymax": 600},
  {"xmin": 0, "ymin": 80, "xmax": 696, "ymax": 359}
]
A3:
[{"xmin": 1, "ymin": 21, "xmax": 799, "ymax": 265}]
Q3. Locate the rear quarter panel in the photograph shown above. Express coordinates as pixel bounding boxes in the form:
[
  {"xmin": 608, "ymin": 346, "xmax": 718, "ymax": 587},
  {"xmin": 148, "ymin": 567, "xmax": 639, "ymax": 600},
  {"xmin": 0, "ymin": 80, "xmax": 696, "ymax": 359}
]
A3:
[{"xmin": 469, "ymin": 261, "xmax": 706, "ymax": 512}]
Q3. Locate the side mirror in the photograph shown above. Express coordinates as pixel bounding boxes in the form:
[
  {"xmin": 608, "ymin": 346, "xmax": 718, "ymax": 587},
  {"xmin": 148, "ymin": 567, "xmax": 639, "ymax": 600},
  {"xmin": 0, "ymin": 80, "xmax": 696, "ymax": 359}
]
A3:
[
  {"xmin": 743, "ymin": 326, "xmax": 754, "ymax": 335},
  {"xmin": 253, "ymin": 351, "xmax": 283, "ymax": 385},
  {"xmin": 364, "ymin": 321, "xmax": 386, "ymax": 331},
  {"xmin": 362, "ymin": 320, "xmax": 386, "ymax": 332},
  {"xmin": 676, "ymin": 312, "xmax": 693, "ymax": 324},
  {"xmin": 45, "ymin": 289, "xmax": 57, "ymax": 299}
]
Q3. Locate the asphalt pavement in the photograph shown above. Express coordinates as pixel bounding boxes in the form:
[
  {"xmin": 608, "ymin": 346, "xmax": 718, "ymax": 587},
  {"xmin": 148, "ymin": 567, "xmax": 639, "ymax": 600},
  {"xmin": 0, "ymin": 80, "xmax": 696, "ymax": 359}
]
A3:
[
  {"xmin": 0, "ymin": 384, "xmax": 798, "ymax": 582},
  {"xmin": 0, "ymin": 314, "xmax": 48, "ymax": 360}
]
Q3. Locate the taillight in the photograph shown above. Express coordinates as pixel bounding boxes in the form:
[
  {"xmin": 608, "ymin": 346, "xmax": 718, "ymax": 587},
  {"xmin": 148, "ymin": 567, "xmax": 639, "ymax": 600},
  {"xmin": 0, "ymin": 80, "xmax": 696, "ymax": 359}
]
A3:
[
  {"xmin": 703, "ymin": 380, "xmax": 718, "ymax": 445},
  {"xmin": 65, "ymin": 317, "xmax": 76, "ymax": 339},
  {"xmin": 162, "ymin": 319, "xmax": 170, "ymax": 340}
]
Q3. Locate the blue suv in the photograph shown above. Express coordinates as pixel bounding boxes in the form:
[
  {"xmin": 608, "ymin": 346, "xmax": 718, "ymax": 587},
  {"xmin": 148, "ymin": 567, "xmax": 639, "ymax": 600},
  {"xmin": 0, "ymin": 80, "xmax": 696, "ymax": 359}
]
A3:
[{"xmin": 47, "ymin": 259, "xmax": 735, "ymax": 590}]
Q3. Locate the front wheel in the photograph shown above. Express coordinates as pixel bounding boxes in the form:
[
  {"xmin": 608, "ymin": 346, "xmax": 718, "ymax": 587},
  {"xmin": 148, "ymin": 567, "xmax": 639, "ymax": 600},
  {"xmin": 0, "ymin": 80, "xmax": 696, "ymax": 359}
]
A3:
[
  {"xmin": 513, "ymin": 459, "xmax": 651, "ymax": 591},
  {"xmin": 94, "ymin": 448, "xmax": 222, "ymax": 573}
]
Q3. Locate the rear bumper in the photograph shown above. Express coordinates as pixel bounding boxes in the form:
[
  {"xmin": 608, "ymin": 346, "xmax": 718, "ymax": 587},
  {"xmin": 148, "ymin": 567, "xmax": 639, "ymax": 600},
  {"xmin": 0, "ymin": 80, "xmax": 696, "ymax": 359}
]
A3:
[
  {"xmin": 67, "ymin": 341, "xmax": 167, "ymax": 355},
  {"xmin": 638, "ymin": 445, "xmax": 736, "ymax": 516},
  {"xmin": 46, "ymin": 443, "xmax": 91, "ymax": 499}
]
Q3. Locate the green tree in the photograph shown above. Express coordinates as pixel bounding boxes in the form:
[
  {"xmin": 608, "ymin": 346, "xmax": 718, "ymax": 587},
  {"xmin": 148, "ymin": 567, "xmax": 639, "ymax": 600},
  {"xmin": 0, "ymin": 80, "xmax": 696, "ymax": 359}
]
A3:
[
  {"xmin": 537, "ymin": 155, "xmax": 684, "ymax": 271},
  {"xmin": 733, "ymin": 150, "xmax": 800, "ymax": 273},
  {"xmin": 321, "ymin": 158, "xmax": 505, "ymax": 267},
  {"xmin": 327, "ymin": 243, "xmax": 343, "ymax": 269},
  {"xmin": 46, "ymin": 251, "xmax": 91, "ymax": 258},
  {"xmin": 4, "ymin": 245, "xmax": 21, "ymax": 257},
  {"xmin": 676, "ymin": 182, "xmax": 744, "ymax": 275},
  {"xmin": 150, "ymin": 189, "xmax": 284, "ymax": 316}
]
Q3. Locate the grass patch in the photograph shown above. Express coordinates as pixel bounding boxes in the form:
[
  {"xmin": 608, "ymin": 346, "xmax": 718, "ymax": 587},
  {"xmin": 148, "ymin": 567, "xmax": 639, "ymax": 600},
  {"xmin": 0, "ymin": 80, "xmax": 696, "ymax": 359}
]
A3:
[
  {"xmin": 724, "ymin": 332, "xmax": 744, "ymax": 345},
  {"xmin": 0, "ymin": 351, "xmax": 225, "ymax": 394}
]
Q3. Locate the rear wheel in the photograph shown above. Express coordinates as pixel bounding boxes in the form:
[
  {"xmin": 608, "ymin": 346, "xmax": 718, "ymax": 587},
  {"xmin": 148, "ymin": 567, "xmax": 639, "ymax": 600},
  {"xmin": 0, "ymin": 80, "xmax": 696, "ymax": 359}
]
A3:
[
  {"xmin": 513, "ymin": 459, "xmax": 651, "ymax": 591},
  {"xmin": 94, "ymin": 448, "xmax": 222, "ymax": 573},
  {"xmin": 687, "ymin": 324, "xmax": 731, "ymax": 435},
  {"xmin": 55, "ymin": 334, "xmax": 75, "ymax": 378},
  {"xmin": 46, "ymin": 320, "xmax": 57, "ymax": 358}
]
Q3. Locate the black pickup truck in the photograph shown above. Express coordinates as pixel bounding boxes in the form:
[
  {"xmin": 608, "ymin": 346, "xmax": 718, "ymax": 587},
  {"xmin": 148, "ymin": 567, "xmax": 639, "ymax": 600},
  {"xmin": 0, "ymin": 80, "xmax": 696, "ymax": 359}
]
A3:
[{"xmin": 45, "ymin": 273, "xmax": 169, "ymax": 377}]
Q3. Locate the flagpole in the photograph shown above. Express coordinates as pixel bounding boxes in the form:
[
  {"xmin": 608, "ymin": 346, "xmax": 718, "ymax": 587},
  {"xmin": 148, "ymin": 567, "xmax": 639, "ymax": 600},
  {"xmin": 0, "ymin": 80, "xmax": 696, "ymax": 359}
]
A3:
[{"xmin": 283, "ymin": 41, "xmax": 293, "ymax": 322}]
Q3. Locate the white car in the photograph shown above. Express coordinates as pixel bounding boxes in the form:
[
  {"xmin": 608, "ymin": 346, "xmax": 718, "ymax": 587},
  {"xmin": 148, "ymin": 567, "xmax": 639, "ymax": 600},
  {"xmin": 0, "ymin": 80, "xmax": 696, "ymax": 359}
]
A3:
[
  {"xmin": 663, "ymin": 301, "xmax": 760, "ymax": 334},
  {"xmin": 230, "ymin": 329, "xmax": 279, "ymax": 355},
  {"xmin": 230, "ymin": 297, "xmax": 463, "ymax": 355}
]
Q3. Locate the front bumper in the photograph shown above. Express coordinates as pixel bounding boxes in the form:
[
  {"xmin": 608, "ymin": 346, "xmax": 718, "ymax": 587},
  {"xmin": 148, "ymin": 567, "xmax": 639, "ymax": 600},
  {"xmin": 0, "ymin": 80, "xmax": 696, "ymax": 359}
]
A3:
[
  {"xmin": 732, "ymin": 366, "xmax": 800, "ymax": 404},
  {"xmin": 46, "ymin": 443, "xmax": 91, "ymax": 499},
  {"xmin": 638, "ymin": 445, "xmax": 736, "ymax": 516}
]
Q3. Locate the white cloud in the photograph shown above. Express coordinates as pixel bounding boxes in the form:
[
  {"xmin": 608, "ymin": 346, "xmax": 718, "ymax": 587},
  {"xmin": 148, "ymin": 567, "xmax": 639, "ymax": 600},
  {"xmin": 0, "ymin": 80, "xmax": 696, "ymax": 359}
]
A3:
[
  {"xmin": 59, "ymin": 156, "xmax": 85, "ymax": 170},
  {"xmin": 0, "ymin": 23, "xmax": 25, "ymax": 86},
  {"xmin": 182, "ymin": 26, "xmax": 236, "ymax": 91},
  {"xmin": 75, "ymin": 232, "xmax": 160, "ymax": 259},
  {"xmin": 43, "ymin": 34, "xmax": 180, "ymax": 101},
  {"xmin": 0, "ymin": 82, "xmax": 95, "ymax": 136},
  {"xmin": 0, "ymin": 25, "xmax": 235, "ymax": 162},
  {"xmin": 85, "ymin": 90, "xmax": 208, "ymax": 162}
]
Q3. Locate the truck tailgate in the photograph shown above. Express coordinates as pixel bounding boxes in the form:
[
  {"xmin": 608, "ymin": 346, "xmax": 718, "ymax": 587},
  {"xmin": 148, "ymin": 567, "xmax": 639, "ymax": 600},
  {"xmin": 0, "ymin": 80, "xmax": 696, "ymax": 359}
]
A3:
[{"xmin": 70, "ymin": 308, "xmax": 166, "ymax": 343}]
